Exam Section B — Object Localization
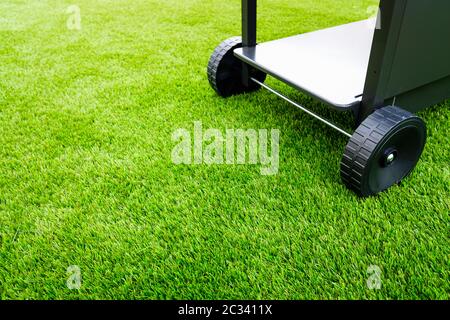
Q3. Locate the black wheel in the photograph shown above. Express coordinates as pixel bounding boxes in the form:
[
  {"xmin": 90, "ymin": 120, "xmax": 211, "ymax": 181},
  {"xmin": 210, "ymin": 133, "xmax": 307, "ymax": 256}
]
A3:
[
  {"xmin": 207, "ymin": 36, "xmax": 266, "ymax": 97},
  {"xmin": 341, "ymin": 106, "xmax": 427, "ymax": 197}
]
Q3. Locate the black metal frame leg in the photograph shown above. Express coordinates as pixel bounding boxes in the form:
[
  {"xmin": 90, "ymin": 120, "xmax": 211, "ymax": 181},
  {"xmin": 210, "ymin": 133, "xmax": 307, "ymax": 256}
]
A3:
[{"xmin": 241, "ymin": 0, "xmax": 257, "ymax": 86}]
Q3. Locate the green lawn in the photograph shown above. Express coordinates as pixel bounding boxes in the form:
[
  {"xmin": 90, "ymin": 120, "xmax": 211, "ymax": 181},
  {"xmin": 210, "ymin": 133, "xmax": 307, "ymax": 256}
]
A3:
[{"xmin": 0, "ymin": 0, "xmax": 448, "ymax": 300}]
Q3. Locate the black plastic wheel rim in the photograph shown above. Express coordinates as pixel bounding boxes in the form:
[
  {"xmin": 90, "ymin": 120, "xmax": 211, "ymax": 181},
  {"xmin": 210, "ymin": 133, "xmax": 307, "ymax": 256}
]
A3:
[
  {"xmin": 366, "ymin": 118, "xmax": 426, "ymax": 194},
  {"xmin": 215, "ymin": 46, "xmax": 245, "ymax": 96},
  {"xmin": 216, "ymin": 51, "xmax": 266, "ymax": 96},
  {"xmin": 207, "ymin": 37, "xmax": 266, "ymax": 97}
]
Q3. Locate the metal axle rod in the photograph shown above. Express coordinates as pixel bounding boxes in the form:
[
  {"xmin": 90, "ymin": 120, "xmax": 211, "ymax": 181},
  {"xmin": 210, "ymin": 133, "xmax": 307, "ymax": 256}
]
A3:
[{"xmin": 250, "ymin": 78, "xmax": 353, "ymax": 138}]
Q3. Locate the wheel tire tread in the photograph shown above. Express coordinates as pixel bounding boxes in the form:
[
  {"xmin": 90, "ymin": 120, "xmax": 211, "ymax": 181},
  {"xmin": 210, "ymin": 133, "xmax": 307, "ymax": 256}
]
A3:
[{"xmin": 207, "ymin": 37, "xmax": 242, "ymax": 96}]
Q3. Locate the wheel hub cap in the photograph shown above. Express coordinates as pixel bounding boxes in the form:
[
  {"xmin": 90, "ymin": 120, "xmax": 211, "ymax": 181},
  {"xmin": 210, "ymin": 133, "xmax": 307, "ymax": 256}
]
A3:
[{"xmin": 382, "ymin": 148, "xmax": 398, "ymax": 167}]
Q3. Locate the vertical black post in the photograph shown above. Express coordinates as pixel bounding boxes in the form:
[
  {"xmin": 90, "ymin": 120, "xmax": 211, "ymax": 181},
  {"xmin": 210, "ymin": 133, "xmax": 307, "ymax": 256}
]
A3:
[
  {"xmin": 242, "ymin": 0, "xmax": 257, "ymax": 47},
  {"xmin": 242, "ymin": 0, "xmax": 257, "ymax": 86},
  {"xmin": 358, "ymin": 0, "xmax": 407, "ymax": 124}
]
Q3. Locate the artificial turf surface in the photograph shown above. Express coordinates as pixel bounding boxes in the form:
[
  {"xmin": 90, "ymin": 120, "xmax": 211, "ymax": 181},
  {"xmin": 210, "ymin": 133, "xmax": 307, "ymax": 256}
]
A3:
[{"xmin": 0, "ymin": 0, "xmax": 448, "ymax": 300}]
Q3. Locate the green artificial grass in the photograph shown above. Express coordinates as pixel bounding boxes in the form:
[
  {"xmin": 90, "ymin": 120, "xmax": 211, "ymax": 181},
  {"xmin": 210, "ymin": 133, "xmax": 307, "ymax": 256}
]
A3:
[{"xmin": 0, "ymin": 0, "xmax": 448, "ymax": 300}]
